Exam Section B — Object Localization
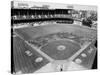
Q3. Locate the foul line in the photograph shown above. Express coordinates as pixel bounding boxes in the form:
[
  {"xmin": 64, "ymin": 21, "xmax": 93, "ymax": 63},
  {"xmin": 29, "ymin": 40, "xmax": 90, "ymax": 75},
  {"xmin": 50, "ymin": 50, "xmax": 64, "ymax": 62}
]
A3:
[
  {"xmin": 25, "ymin": 41, "xmax": 54, "ymax": 62},
  {"xmin": 14, "ymin": 32, "xmax": 54, "ymax": 62},
  {"xmin": 68, "ymin": 39, "xmax": 96, "ymax": 61}
]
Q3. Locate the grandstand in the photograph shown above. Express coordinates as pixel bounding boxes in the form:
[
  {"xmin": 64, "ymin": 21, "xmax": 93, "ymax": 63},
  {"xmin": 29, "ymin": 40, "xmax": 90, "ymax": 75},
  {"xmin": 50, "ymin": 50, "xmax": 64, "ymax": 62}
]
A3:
[{"xmin": 11, "ymin": 8, "xmax": 74, "ymax": 24}]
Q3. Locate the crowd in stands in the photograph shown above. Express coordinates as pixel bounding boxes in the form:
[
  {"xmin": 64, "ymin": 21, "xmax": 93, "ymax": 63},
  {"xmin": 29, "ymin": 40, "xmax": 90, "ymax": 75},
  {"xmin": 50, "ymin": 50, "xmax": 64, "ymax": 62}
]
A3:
[
  {"xmin": 12, "ymin": 14, "xmax": 72, "ymax": 20},
  {"xmin": 12, "ymin": 8, "xmax": 97, "ymax": 29}
]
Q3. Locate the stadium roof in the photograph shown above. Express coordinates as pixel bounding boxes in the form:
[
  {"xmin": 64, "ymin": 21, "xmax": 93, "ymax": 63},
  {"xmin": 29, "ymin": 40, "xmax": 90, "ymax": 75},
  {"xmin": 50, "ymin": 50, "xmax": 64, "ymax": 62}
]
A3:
[{"xmin": 12, "ymin": 1, "xmax": 97, "ymax": 11}]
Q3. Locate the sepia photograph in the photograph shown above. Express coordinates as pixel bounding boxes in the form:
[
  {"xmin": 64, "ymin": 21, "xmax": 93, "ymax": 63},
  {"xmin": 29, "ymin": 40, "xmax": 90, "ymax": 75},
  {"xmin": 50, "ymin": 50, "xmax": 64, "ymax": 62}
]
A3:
[{"xmin": 11, "ymin": 0, "xmax": 97, "ymax": 74}]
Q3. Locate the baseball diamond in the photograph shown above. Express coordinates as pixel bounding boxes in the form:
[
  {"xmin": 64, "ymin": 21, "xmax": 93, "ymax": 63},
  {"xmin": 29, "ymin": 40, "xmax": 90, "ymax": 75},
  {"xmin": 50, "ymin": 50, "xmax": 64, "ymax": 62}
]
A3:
[
  {"xmin": 41, "ymin": 39, "xmax": 81, "ymax": 60},
  {"xmin": 13, "ymin": 24, "xmax": 97, "ymax": 73},
  {"xmin": 11, "ymin": 1, "xmax": 97, "ymax": 74}
]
